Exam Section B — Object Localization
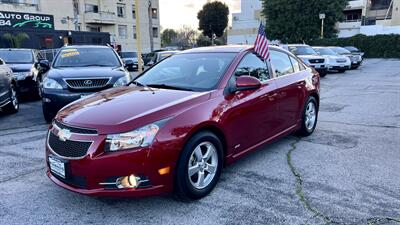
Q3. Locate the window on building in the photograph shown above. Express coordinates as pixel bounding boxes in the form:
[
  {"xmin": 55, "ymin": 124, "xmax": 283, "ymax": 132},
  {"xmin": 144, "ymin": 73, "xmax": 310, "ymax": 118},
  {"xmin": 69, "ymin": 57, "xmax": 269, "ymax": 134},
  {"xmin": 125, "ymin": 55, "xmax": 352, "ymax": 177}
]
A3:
[
  {"xmin": 85, "ymin": 4, "xmax": 99, "ymax": 13},
  {"xmin": 87, "ymin": 25, "xmax": 101, "ymax": 32},
  {"xmin": 132, "ymin": 4, "xmax": 136, "ymax": 18},
  {"xmin": 344, "ymin": 9, "xmax": 362, "ymax": 22},
  {"xmin": 152, "ymin": 27, "xmax": 159, "ymax": 38},
  {"xmin": 117, "ymin": 4, "xmax": 126, "ymax": 18},
  {"xmin": 151, "ymin": 8, "xmax": 158, "ymax": 19},
  {"xmin": 118, "ymin": 25, "xmax": 127, "ymax": 39},
  {"xmin": 370, "ymin": 0, "xmax": 392, "ymax": 10},
  {"xmin": 133, "ymin": 26, "xmax": 137, "ymax": 39}
]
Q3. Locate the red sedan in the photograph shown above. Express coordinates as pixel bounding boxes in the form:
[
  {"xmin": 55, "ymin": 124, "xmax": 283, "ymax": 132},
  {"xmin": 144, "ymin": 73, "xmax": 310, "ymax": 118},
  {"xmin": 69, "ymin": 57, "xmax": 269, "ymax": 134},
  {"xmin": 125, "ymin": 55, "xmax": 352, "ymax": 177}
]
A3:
[{"xmin": 46, "ymin": 45, "xmax": 320, "ymax": 200}]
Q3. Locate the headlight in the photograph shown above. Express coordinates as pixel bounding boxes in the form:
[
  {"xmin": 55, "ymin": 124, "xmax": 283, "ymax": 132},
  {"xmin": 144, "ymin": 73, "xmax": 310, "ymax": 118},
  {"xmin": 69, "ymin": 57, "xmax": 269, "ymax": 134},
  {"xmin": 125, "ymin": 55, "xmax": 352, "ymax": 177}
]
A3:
[
  {"xmin": 105, "ymin": 119, "xmax": 169, "ymax": 152},
  {"xmin": 14, "ymin": 71, "xmax": 32, "ymax": 80},
  {"xmin": 114, "ymin": 76, "xmax": 130, "ymax": 87},
  {"xmin": 43, "ymin": 77, "xmax": 62, "ymax": 89}
]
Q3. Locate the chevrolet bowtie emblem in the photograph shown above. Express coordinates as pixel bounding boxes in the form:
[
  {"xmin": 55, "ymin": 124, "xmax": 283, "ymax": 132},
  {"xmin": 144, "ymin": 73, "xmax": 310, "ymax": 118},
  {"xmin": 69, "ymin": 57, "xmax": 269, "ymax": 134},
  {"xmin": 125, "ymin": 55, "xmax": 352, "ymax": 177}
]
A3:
[{"xmin": 58, "ymin": 128, "xmax": 72, "ymax": 142}]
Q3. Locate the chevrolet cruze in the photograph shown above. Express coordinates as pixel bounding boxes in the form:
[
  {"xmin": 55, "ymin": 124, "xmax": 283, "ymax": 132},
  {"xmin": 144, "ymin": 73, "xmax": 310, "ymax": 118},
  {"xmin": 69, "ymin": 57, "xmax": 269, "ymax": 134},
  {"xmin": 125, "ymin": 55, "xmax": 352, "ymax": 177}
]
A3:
[{"xmin": 46, "ymin": 46, "xmax": 320, "ymax": 200}]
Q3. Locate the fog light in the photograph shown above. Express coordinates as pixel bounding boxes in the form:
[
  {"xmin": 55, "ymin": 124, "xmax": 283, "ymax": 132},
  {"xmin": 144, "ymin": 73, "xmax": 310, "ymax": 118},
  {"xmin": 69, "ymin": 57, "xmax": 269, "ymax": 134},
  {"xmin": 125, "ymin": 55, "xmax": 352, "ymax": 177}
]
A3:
[{"xmin": 117, "ymin": 174, "xmax": 138, "ymax": 189}]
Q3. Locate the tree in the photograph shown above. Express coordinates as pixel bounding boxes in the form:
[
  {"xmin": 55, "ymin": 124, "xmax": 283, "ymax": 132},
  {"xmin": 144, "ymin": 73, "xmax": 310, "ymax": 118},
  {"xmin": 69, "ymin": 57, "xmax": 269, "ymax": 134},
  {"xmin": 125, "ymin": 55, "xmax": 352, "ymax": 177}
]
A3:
[
  {"xmin": 2, "ymin": 33, "xmax": 30, "ymax": 48},
  {"xmin": 175, "ymin": 25, "xmax": 198, "ymax": 49},
  {"xmin": 262, "ymin": 0, "xmax": 347, "ymax": 43},
  {"xmin": 197, "ymin": 1, "xmax": 229, "ymax": 39},
  {"xmin": 161, "ymin": 29, "xmax": 178, "ymax": 47}
]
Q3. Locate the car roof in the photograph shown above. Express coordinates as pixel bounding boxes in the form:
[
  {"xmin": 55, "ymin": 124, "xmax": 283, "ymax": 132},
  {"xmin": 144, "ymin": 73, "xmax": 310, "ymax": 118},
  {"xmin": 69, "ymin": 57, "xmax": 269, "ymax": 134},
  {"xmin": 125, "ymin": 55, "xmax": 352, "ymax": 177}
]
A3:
[
  {"xmin": 180, "ymin": 45, "xmax": 284, "ymax": 54},
  {"xmin": 287, "ymin": 44, "xmax": 310, "ymax": 47},
  {"xmin": 181, "ymin": 45, "xmax": 252, "ymax": 54},
  {"xmin": 0, "ymin": 48, "xmax": 35, "ymax": 51},
  {"xmin": 61, "ymin": 45, "xmax": 111, "ymax": 49}
]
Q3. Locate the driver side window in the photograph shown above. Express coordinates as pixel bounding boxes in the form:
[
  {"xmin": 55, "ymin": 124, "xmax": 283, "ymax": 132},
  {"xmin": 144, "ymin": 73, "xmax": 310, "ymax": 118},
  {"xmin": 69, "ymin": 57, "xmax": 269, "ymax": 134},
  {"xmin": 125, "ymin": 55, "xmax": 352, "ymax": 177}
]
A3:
[{"xmin": 235, "ymin": 52, "xmax": 270, "ymax": 82}]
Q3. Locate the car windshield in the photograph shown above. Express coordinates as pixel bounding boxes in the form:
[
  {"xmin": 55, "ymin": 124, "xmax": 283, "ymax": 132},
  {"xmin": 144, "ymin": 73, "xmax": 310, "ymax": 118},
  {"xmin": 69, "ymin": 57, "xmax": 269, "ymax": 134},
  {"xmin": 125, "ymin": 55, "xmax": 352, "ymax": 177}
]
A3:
[
  {"xmin": 135, "ymin": 53, "xmax": 235, "ymax": 91},
  {"xmin": 331, "ymin": 47, "xmax": 351, "ymax": 55},
  {"xmin": 0, "ymin": 50, "xmax": 33, "ymax": 64},
  {"xmin": 53, "ymin": 48, "xmax": 121, "ymax": 68},
  {"xmin": 288, "ymin": 46, "xmax": 318, "ymax": 56},
  {"xmin": 315, "ymin": 48, "xmax": 338, "ymax": 56},
  {"xmin": 121, "ymin": 52, "xmax": 138, "ymax": 58}
]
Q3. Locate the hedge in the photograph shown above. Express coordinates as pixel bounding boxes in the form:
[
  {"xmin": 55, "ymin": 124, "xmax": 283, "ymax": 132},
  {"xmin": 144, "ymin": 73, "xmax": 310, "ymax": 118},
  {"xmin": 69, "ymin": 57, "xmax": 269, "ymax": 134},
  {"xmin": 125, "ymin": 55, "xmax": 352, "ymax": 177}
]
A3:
[{"xmin": 309, "ymin": 34, "xmax": 400, "ymax": 58}]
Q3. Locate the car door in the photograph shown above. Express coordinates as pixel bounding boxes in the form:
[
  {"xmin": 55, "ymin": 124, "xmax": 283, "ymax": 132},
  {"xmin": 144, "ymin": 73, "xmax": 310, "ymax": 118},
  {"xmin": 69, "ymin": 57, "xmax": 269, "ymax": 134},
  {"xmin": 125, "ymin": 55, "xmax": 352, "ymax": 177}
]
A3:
[
  {"xmin": 270, "ymin": 50, "xmax": 306, "ymax": 132},
  {"xmin": 223, "ymin": 52, "xmax": 280, "ymax": 155}
]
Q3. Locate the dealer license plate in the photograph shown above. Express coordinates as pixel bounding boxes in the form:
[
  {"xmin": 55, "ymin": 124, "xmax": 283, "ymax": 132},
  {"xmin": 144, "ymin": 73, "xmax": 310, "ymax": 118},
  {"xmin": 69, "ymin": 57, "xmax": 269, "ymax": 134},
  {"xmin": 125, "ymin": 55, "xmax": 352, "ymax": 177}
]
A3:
[{"xmin": 49, "ymin": 156, "xmax": 65, "ymax": 178}]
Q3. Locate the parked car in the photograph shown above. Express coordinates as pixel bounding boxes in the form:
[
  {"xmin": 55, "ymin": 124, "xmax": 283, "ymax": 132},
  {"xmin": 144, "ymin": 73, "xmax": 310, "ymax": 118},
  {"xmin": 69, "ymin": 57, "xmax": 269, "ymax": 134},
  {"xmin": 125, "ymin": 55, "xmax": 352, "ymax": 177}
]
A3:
[
  {"xmin": 344, "ymin": 46, "xmax": 365, "ymax": 57},
  {"xmin": 142, "ymin": 49, "xmax": 165, "ymax": 65},
  {"xmin": 120, "ymin": 51, "xmax": 144, "ymax": 71},
  {"xmin": 284, "ymin": 44, "xmax": 328, "ymax": 77},
  {"xmin": 329, "ymin": 47, "xmax": 362, "ymax": 69},
  {"xmin": 45, "ymin": 45, "xmax": 320, "ymax": 200},
  {"xmin": 146, "ymin": 51, "xmax": 179, "ymax": 67},
  {"xmin": 313, "ymin": 47, "xmax": 351, "ymax": 73},
  {"xmin": 0, "ymin": 48, "xmax": 46, "ymax": 98},
  {"xmin": 41, "ymin": 45, "xmax": 134, "ymax": 122},
  {"xmin": 0, "ymin": 58, "xmax": 19, "ymax": 114}
]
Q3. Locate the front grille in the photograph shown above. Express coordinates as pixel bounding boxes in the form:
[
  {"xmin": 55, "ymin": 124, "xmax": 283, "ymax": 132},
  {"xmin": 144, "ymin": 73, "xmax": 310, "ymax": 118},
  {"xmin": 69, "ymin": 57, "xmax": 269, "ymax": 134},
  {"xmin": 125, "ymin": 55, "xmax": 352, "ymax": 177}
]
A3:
[
  {"xmin": 54, "ymin": 120, "xmax": 97, "ymax": 134},
  {"xmin": 336, "ymin": 59, "xmax": 347, "ymax": 63},
  {"xmin": 309, "ymin": 59, "xmax": 325, "ymax": 64},
  {"xmin": 65, "ymin": 78, "xmax": 110, "ymax": 89},
  {"xmin": 48, "ymin": 132, "xmax": 91, "ymax": 158}
]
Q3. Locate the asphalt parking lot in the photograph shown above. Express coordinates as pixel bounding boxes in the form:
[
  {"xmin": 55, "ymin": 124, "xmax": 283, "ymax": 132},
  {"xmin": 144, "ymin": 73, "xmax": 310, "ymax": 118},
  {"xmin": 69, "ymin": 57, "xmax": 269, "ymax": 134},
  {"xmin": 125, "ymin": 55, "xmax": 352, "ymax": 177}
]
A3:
[{"xmin": 0, "ymin": 59, "xmax": 399, "ymax": 225}]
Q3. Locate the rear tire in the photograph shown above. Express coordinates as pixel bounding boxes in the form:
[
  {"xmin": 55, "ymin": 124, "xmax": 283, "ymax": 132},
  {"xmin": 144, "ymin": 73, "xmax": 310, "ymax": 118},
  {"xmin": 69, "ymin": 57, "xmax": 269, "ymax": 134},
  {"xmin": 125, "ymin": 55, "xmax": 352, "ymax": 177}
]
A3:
[
  {"xmin": 175, "ymin": 131, "xmax": 223, "ymax": 201},
  {"xmin": 319, "ymin": 71, "xmax": 327, "ymax": 77},
  {"xmin": 2, "ymin": 84, "xmax": 19, "ymax": 114},
  {"xmin": 297, "ymin": 96, "xmax": 318, "ymax": 137}
]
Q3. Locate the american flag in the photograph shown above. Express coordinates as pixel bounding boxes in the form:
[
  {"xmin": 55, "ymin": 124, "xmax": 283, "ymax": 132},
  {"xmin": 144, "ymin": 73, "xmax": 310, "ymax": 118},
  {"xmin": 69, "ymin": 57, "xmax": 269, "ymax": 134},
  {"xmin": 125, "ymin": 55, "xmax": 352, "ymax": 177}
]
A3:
[{"xmin": 254, "ymin": 23, "xmax": 270, "ymax": 61}]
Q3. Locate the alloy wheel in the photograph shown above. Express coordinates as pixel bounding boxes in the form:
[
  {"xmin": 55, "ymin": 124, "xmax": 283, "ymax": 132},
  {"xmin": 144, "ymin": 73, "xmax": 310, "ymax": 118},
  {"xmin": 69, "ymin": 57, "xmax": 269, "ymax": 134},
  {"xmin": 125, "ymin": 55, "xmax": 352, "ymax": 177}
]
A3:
[
  {"xmin": 188, "ymin": 141, "xmax": 218, "ymax": 190},
  {"xmin": 305, "ymin": 101, "xmax": 316, "ymax": 131}
]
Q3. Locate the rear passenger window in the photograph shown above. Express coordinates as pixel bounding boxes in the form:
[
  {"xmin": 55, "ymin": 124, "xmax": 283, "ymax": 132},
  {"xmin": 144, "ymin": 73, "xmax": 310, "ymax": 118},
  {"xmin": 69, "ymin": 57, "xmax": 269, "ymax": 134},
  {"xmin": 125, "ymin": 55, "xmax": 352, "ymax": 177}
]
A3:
[
  {"xmin": 235, "ymin": 53, "xmax": 270, "ymax": 82},
  {"xmin": 270, "ymin": 50, "xmax": 294, "ymax": 77},
  {"xmin": 290, "ymin": 56, "xmax": 301, "ymax": 73}
]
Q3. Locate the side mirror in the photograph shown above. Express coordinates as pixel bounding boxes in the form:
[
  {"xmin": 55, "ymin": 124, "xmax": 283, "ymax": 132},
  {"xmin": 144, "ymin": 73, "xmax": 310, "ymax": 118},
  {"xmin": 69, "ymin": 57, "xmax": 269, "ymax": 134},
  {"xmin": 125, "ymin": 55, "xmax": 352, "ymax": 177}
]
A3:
[
  {"xmin": 234, "ymin": 76, "xmax": 262, "ymax": 92},
  {"xmin": 39, "ymin": 60, "xmax": 50, "ymax": 71}
]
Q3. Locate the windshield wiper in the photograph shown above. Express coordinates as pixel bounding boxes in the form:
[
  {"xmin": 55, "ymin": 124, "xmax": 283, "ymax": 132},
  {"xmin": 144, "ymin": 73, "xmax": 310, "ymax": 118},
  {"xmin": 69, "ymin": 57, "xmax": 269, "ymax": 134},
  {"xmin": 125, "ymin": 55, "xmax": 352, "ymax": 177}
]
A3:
[
  {"xmin": 129, "ymin": 80, "xmax": 155, "ymax": 94},
  {"xmin": 146, "ymin": 84, "xmax": 194, "ymax": 91}
]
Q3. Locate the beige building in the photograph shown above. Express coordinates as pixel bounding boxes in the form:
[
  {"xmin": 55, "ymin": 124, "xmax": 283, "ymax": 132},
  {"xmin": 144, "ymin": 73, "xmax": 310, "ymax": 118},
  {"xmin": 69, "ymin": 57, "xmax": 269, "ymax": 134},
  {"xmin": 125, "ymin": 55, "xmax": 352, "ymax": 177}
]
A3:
[
  {"xmin": 339, "ymin": 0, "xmax": 400, "ymax": 37},
  {"xmin": 0, "ymin": 0, "xmax": 160, "ymax": 52}
]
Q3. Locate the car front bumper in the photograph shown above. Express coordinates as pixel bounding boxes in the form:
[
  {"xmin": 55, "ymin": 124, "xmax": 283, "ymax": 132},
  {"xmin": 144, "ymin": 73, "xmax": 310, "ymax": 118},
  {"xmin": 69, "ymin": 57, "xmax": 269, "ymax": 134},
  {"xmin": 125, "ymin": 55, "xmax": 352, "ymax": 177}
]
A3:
[
  {"xmin": 42, "ymin": 88, "xmax": 92, "ymax": 114},
  {"xmin": 45, "ymin": 124, "xmax": 175, "ymax": 197},
  {"xmin": 15, "ymin": 76, "xmax": 37, "ymax": 94}
]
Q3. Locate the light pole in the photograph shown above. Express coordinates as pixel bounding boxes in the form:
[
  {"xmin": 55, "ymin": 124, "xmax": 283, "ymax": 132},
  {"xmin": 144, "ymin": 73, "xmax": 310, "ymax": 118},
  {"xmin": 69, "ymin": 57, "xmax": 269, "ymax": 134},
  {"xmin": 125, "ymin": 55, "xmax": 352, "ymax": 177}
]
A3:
[
  {"xmin": 319, "ymin": 13, "xmax": 325, "ymax": 39},
  {"xmin": 135, "ymin": 0, "xmax": 143, "ymax": 73}
]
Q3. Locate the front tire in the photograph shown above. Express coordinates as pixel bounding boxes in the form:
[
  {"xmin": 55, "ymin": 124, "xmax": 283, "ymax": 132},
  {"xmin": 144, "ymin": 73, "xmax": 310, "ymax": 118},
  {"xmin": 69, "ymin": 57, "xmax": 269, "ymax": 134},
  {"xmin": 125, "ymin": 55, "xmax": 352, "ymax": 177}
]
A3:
[
  {"xmin": 42, "ymin": 103, "xmax": 55, "ymax": 123},
  {"xmin": 338, "ymin": 69, "xmax": 346, "ymax": 73},
  {"xmin": 2, "ymin": 84, "xmax": 19, "ymax": 114},
  {"xmin": 175, "ymin": 131, "xmax": 223, "ymax": 200},
  {"xmin": 297, "ymin": 96, "xmax": 318, "ymax": 137}
]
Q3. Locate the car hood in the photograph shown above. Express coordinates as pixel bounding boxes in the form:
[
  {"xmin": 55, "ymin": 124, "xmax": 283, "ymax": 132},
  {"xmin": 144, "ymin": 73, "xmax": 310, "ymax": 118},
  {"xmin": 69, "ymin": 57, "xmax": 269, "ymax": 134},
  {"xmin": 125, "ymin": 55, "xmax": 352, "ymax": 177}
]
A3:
[
  {"xmin": 8, "ymin": 63, "xmax": 33, "ymax": 72},
  {"xmin": 123, "ymin": 57, "xmax": 139, "ymax": 62},
  {"xmin": 324, "ymin": 55, "xmax": 347, "ymax": 60},
  {"xmin": 56, "ymin": 86, "xmax": 210, "ymax": 134},
  {"xmin": 297, "ymin": 55, "xmax": 325, "ymax": 60},
  {"xmin": 48, "ymin": 66, "xmax": 126, "ymax": 79}
]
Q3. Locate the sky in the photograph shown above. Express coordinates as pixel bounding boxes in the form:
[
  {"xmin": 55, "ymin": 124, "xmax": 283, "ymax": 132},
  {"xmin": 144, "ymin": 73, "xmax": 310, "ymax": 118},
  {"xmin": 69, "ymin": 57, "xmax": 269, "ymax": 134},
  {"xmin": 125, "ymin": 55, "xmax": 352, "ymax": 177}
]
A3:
[{"xmin": 159, "ymin": 0, "xmax": 241, "ymax": 30}]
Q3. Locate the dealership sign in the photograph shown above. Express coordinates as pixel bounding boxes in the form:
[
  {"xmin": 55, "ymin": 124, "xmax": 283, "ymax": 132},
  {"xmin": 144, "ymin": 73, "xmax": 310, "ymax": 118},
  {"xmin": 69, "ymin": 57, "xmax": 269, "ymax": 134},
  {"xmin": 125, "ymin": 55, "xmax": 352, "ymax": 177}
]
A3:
[{"xmin": 0, "ymin": 11, "xmax": 54, "ymax": 30}]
